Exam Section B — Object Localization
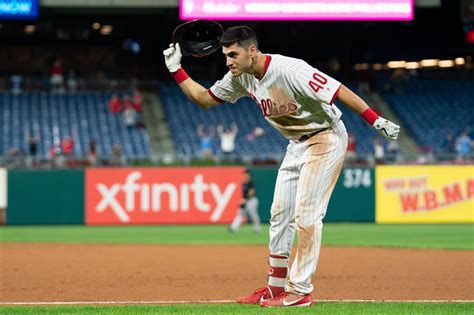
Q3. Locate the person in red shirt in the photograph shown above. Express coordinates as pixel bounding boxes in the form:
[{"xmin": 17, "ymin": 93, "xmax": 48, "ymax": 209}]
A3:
[
  {"xmin": 50, "ymin": 58, "xmax": 64, "ymax": 92},
  {"xmin": 61, "ymin": 136, "xmax": 74, "ymax": 156},
  {"xmin": 108, "ymin": 94, "xmax": 121, "ymax": 113},
  {"xmin": 132, "ymin": 90, "xmax": 143, "ymax": 112}
]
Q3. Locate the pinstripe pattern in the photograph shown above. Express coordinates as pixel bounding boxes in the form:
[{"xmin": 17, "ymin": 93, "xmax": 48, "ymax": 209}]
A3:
[
  {"xmin": 210, "ymin": 53, "xmax": 348, "ymax": 295},
  {"xmin": 271, "ymin": 120, "xmax": 347, "ymax": 295},
  {"xmin": 210, "ymin": 54, "xmax": 342, "ymax": 140}
]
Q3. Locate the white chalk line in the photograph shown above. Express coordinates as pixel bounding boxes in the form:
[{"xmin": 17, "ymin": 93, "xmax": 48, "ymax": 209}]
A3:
[{"xmin": 1, "ymin": 299, "xmax": 473, "ymax": 306}]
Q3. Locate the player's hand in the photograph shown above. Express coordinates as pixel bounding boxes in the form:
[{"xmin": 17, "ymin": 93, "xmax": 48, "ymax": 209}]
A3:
[
  {"xmin": 372, "ymin": 117, "xmax": 400, "ymax": 141},
  {"xmin": 163, "ymin": 43, "xmax": 182, "ymax": 73}
]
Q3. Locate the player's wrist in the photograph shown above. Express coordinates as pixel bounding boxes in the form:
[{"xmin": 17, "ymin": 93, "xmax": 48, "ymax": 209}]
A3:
[
  {"xmin": 360, "ymin": 108, "xmax": 379, "ymax": 125},
  {"xmin": 171, "ymin": 68, "xmax": 189, "ymax": 84}
]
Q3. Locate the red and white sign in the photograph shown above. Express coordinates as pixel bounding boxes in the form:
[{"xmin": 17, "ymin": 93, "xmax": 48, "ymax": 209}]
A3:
[{"xmin": 86, "ymin": 167, "xmax": 244, "ymax": 225}]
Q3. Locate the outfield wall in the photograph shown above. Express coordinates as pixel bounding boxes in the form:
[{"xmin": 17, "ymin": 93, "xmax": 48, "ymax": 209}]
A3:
[
  {"xmin": 7, "ymin": 169, "xmax": 84, "ymax": 225},
  {"xmin": 4, "ymin": 166, "xmax": 473, "ymax": 225}
]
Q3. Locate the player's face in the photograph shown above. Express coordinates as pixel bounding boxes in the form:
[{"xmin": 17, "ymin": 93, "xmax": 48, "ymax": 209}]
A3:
[{"xmin": 222, "ymin": 44, "xmax": 254, "ymax": 76}]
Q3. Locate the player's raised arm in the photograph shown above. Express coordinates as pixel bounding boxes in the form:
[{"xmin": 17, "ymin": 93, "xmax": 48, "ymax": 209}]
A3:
[
  {"xmin": 337, "ymin": 84, "xmax": 400, "ymax": 141},
  {"xmin": 163, "ymin": 43, "xmax": 219, "ymax": 109}
]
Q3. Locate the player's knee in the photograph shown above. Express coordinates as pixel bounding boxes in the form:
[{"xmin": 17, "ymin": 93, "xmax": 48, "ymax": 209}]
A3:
[{"xmin": 295, "ymin": 216, "xmax": 322, "ymax": 231}]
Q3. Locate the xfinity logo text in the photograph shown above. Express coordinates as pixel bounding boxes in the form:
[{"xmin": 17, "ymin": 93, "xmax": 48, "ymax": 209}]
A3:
[{"xmin": 95, "ymin": 171, "xmax": 237, "ymax": 223}]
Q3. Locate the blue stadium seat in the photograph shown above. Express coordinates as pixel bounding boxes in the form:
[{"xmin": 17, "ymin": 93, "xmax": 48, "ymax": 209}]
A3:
[
  {"xmin": 0, "ymin": 91, "xmax": 151, "ymax": 160},
  {"xmin": 379, "ymin": 79, "xmax": 474, "ymax": 151}
]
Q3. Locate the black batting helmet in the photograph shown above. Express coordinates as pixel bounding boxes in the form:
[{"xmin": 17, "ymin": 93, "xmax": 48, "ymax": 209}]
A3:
[{"xmin": 172, "ymin": 20, "xmax": 224, "ymax": 57}]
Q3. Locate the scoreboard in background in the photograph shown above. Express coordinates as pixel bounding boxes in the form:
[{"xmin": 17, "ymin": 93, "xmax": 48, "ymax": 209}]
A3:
[
  {"xmin": 0, "ymin": 0, "xmax": 38, "ymax": 20},
  {"xmin": 180, "ymin": 0, "xmax": 414, "ymax": 20}
]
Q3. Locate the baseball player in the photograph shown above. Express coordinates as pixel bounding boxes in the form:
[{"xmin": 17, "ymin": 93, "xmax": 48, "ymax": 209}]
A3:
[
  {"xmin": 164, "ymin": 26, "xmax": 399, "ymax": 307},
  {"xmin": 229, "ymin": 169, "xmax": 261, "ymax": 233}
]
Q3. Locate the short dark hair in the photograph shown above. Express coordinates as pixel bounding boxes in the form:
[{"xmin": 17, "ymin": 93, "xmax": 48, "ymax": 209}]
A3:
[{"xmin": 220, "ymin": 26, "xmax": 259, "ymax": 49}]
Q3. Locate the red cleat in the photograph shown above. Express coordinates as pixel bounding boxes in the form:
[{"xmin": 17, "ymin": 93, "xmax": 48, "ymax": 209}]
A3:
[
  {"xmin": 260, "ymin": 291, "xmax": 313, "ymax": 307},
  {"xmin": 236, "ymin": 286, "xmax": 274, "ymax": 304}
]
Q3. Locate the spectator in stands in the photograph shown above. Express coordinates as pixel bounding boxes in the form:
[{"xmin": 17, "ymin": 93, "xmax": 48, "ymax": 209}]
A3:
[
  {"xmin": 217, "ymin": 122, "xmax": 238, "ymax": 158},
  {"xmin": 245, "ymin": 127, "xmax": 265, "ymax": 141},
  {"xmin": 87, "ymin": 140, "xmax": 98, "ymax": 166},
  {"xmin": 197, "ymin": 124, "xmax": 215, "ymax": 159},
  {"xmin": 132, "ymin": 90, "xmax": 143, "ymax": 112},
  {"xmin": 456, "ymin": 130, "xmax": 472, "ymax": 161},
  {"xmin": 108, "ymin": 94, "xmax": 121, "ymax": 113},
  {"xmin": 25, "ymin": 131, "xmax": 40, "ymax": 167},
  {"xmin": 26, "ymin": 131, "xmax": 39, "ymax": 156},
  {"xmin": 49, "ymin": 144, "xmax": 60, "ymax": 158},
  {"xmin": 61, "ymin": 136, "xmax": 75, "ymax": 157},
  {"xmin": 110, "ymin": 144, "xmax": 126, "ymax": 166},
  {"xmin": 49, "ymin": 143, "xmax": 61, "ymax": 167},
  {"xmin": 387, "ymin": 140, "xmax": 400, "ymax": 163},
  {"xmin": 50, "ymin": 58, "xmax": 64, "ymax": 93},
  {"xmin": 132, "ymin": 90, "xmax": 145, "ymax": 128},
  {"xmin": 346, "ymin": 133, "xmax": 357, "ymax": 163},
  {"xmin": 66, "ymin": 70, "xmax": 79, "ymax": 92},
  {"xmin": 10, "ymin": 75, "xmax": 23, "ymax": 95},
  {"xmin": 441, "ymin": 132, "xmax": 456, "ymax": 157},
  {"xmin": 123, "ymin": 104, "xmax": 137, "ymax": 129},
  {"xmin": 374, "ymin": 137, "xmax": 385, "ymax": 164}
]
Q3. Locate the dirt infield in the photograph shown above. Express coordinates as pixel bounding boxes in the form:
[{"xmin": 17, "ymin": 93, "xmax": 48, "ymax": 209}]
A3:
[{"xmin": 1, "ymin": 243, "xmax": 473, "ymax": 302}]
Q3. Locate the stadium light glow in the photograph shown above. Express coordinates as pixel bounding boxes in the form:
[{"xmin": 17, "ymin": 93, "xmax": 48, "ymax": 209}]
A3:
[
  {"xmin": 438, "ymin": 60, "xmax": 454, "ymax": 68},
  {"xmin": 454, "ymin": 57, "xmax": 465, "ymax": 65},
  {"xmin": 24, "ymin": 24, "xmax": 35, "ymax": 34},
  {"xmin": 405, "ymin": 62, "xmax": 420, "ymax": 69},
  {"xmin": 92, "ymin": 22, "xmax": 101, "ymax": 30},
  {"xmin": 372, "ymin": 63, "xmax": 384, "ymax": 70},
  {"xmin": 420, "ymin": 59, "xmax": 438, "ymax": 67},
  {"xmin": 354, "ymin": 63, "xmax": 369, "ymax": 70},
  {"xmin": 100, "ymin": 25, "xmax": 113, "ymax": 35},
  {"xmin": 387, "ymin": 61, "xmax": 406, "ymax": 68}
]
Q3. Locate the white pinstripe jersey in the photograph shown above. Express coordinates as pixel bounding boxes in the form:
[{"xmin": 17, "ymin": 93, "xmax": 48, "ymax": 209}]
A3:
[{"xmin": 209, "ymin": 54, "xmax": 342, "ymax": 140}]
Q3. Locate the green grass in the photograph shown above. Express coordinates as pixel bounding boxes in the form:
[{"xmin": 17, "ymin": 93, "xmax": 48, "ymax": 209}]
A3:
[
  {"xmin": 1, "ymin": 224, "xmax": 473, "ymax": 249},
  {"xmin": 0, "ymin": 303, "xmax": 472, "ymax": 314}
]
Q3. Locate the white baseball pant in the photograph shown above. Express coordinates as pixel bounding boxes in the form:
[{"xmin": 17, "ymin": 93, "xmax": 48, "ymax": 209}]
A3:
[{"xmin": 269, "ymin": 120, "xmax": 347, "ymax": 294}]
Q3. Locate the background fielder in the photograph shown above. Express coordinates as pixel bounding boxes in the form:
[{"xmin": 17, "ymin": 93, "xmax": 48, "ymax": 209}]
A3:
[
  {"xmin": 229, "ymin": 169, "xmax": 261, "ymax": 233},
  {"xmin": 164, "ymin": 25, "xmax": 400, "ymax": 307}
]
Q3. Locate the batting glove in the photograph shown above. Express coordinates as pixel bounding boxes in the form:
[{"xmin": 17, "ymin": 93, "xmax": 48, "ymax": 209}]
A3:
[
  {"xmin": 163, "ymin": 43, "xmax": 182, "ymax": 73},
  {"xmin": 372, "ymin": 117, "xmax": 400, "ymax": 141}
]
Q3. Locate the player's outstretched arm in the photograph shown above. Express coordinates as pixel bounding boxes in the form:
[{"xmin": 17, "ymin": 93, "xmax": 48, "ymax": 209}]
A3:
[
  {"xmin": 337, "ymin": 84, "xmax": 400, "ymax": 141},
  {"xmin": 163, "ymin": 43, "xmax": 219, "ymax": 109}
]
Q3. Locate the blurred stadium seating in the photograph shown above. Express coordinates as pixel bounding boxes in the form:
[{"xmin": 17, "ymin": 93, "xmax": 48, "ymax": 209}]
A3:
[
  {"xmin": 0, "ymin": 91, "xmax": 150, "ymax": 160},
  {"xmin": 0, "ymin": 1, "xmax": 472, "ymax": 167},
  {"xmin": 379, "ymin": 78, "xmax": 474, "ymax": 152},
  {"xmin": 160, "ymin": 82, "xmax": 288, "ymax": 160}
]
